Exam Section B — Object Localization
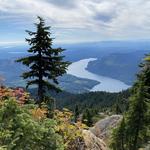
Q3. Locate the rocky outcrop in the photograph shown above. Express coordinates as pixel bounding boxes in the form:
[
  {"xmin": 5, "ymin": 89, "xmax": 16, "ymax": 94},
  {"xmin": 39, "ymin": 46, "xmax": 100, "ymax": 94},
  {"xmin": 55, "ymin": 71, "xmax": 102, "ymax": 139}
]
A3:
[
  {"xmin": 82, "ymin": 130, "xmax": 108, "ymax": 150},
  {"xmin": 90, "ymin": 115, "xmax": 122, "ymax": 141},
  {"xmin": 76, "ymin": 115, "xmax": 122, "ymax": 150}
]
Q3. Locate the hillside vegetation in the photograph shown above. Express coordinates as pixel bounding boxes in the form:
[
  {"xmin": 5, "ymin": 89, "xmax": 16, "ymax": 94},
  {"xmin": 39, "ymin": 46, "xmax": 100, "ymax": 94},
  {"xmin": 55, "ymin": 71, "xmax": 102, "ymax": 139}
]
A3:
[{"xmin": 87, "ymin": 51, "xmax": 150, "ymax": 85}]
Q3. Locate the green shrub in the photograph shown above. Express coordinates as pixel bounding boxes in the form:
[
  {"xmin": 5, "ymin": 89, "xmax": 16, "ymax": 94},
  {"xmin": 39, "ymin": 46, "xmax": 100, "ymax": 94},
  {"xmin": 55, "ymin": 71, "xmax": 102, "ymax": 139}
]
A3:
[{"xmin": 0, "ymin": 98, "xmax": 64, "ymax": 150}]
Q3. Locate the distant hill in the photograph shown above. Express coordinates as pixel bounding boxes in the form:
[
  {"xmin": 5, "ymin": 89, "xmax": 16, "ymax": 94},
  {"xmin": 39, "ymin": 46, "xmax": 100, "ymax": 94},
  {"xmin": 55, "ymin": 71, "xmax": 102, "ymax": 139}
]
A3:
[
  {"xmin": 1, "ymin": 40, "xmax": 150, "ymax": 61},
  {"xmin": 1, "ymin": 41, "xmax": 150, "ymax": 91},
  {"xmin": 52, "ymin": 89, "xmax": 130, "ymax": 111},
  {"xmin": 87, "ymin": 50, "xmax": 150, "ymax": 85},
  {"xmin": 0, "ymin": 59, "xmax": 99, "ymax": 93},
  {"xmin": 63, "ymin": 41, "xmax": 150, "ymax": 61},
  {"xmin": 59, "ymin": 74, "xmax": 99, "ymax": 93}
]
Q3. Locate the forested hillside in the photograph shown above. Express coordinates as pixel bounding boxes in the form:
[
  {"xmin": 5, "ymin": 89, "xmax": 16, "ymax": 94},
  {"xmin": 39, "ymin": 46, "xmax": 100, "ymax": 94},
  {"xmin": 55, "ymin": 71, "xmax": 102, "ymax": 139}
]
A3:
[
  {"xmin": 53, "ymin": 90, "xmax": 130, "ymax": 112},
  {"xmin": 87, "ymin": 50, "xmax": 150, "ymax": 85}
]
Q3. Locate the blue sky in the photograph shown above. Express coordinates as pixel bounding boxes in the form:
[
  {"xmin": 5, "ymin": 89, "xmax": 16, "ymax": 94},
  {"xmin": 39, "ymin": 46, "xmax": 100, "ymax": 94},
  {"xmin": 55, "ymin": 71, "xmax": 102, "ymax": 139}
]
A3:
[{"xmin": 0, "ymin": 0, "xmax": 150, "ymax": 45}]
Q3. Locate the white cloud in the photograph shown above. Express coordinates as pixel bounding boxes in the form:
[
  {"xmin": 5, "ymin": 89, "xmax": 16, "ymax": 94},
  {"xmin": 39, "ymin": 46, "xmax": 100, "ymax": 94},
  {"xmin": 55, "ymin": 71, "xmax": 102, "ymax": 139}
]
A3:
[{"xmin": 0, "ymin": 0, "xmax": 150, "ymax": 42}]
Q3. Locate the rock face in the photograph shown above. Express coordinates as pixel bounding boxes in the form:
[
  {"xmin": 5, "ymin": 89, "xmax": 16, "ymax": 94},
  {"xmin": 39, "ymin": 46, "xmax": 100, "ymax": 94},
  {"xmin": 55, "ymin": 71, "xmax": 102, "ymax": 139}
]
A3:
[
  {"xmin": 82, "ymin": 130, "xmax": 108, "ymax": 150},
  {"xmin": 90, "ymin": 115, "xmax": 122, "ymax": 141},
  {"xmin": 76, "ymin": 115, "xmax": 122, "ymax": 150}
]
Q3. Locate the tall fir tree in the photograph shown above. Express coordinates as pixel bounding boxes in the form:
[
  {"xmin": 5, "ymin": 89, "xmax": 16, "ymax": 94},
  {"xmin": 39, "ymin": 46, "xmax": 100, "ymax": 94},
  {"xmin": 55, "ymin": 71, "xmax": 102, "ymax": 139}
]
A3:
[
  {"xmin": 74, "ymin": 105, "xmax": 79, "ymax": 123},
  {"xmin": 82, "ymin": 108, "xmax": 93, "ymax": 127},
  {"xmin": 110, "ymin": 117, "xmax": 126, "ymax": 150},
  {"xmin": 125, "ymin": 54, "xmax": 150, "ymax": 150},
  {"xmin": 111, "ymin": 54, "xmax": 150, "ymax": 150},
  {"xmin": 17, "ymin": 17, "xmax": 70, "ymax": 104}
]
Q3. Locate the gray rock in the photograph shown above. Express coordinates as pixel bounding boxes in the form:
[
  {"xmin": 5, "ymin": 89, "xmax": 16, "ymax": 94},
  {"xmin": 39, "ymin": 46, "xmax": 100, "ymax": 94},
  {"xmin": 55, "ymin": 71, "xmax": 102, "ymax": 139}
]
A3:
[
  {"xmin": 90, "ymin": 115, "xmax": 122, "ymax": 141},
  {"xmin": 82, "ymin": 130, "xmax": 108, "ymax": 150}
]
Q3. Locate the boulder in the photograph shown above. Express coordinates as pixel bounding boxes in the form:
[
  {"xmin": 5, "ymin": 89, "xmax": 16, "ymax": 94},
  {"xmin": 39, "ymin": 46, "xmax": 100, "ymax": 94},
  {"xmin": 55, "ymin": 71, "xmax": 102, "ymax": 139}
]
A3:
[
  {"xmin": 90, "ymin": 115, "xmax": 122, "ymax": 141},
  {"xmin": 82, "ymin": 130, "xmax": 108, "ymax": 150},
  {"xmin": 73, "ymin": 115, "xmax": 122, "ymax": 150}
]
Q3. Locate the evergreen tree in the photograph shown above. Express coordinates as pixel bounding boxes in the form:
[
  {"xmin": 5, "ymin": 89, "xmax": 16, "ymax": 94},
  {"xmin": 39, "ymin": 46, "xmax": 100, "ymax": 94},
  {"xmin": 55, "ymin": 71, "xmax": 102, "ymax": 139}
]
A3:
[
  {"xmin": 110, "ymin": 117, "xmax": 126, "ymax": 150},
  {"xmin": 86, "ymin": 109, "xmax": 93, "ymax": 127},
  {"xmin": 16, "ymin": 17, "xmax": 70, "ymax": 104},
  {"xmin": 111, "ymin": 54, "xmax": 150, "ymax": 150},
  {"xmin": 74, "ymin": 105, "xmax": 79, "ymax": 123},
  {"xmin": 115, "ymin": 102, "xmax": 122, "ymax": 114},
  {"xmin": 125, "ymin": 55, "xmax": 150, "ymax": 150},
  {"xmin": 82, "ymin": 108, "xmax": 93, "ymax": 127},
  {"xmin": 125, "ymin": 84, "xmax": 148, "ymax": 150}
]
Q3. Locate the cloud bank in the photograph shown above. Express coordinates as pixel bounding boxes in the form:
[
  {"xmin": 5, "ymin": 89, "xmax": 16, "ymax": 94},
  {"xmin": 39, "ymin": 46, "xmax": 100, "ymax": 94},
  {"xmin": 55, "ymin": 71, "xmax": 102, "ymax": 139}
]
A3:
[{"xmin": 0, "ymin": 0, "xmax": 150, "ymax": 43}]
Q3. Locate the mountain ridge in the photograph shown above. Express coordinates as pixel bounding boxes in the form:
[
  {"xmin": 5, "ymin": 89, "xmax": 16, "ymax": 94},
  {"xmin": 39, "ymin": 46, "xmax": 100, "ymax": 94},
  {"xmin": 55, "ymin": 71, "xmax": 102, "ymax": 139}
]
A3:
[{"xmin": 87, "ymin": 50, "xmax": 150, "ymax": 85}]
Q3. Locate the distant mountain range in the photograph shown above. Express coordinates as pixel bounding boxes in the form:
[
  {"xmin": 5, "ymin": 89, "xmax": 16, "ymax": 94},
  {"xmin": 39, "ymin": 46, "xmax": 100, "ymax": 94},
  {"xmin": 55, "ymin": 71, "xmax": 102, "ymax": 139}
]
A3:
[
  {"xmin": 63, "ymin": 40, "xmax": 150, "ymax": 61},
  {"xmin": 0, "ymin": 41, "xmax": 150, "ymax": 92},
  {"xmin": 1, "ymin": 40, "xmax": 150, "ymax": 60}
]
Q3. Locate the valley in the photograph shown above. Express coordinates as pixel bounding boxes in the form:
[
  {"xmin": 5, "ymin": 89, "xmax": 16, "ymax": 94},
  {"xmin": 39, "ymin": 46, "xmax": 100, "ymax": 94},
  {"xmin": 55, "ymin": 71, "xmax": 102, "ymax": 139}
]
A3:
[
  {"xmin": 67, "ymin": 58, "xmax": 130, "ymax": 92},
  {"xmin": 0, "ymin": 41, "xmax": 150, "ymax": 93}
]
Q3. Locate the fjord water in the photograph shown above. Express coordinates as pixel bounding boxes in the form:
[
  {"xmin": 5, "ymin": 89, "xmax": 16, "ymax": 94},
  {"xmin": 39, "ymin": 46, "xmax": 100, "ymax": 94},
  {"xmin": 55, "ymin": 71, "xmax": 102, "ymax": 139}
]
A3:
[{"xmin": 67, "ymin": 58, "xmax": 130, "ymax": 92}]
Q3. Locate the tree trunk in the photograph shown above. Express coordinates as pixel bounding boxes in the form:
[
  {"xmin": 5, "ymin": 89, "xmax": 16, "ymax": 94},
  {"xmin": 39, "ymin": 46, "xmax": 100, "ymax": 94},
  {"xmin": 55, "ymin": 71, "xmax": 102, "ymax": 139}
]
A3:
[
  {"xmin": 121, "ymin": 136, "xmax": 125, "ymax": 150},
  {"xmin": 37, "ymin": 50, "xmax": 43, "ymax": 105},
  {"xmin": 38, "ymin": 79, "xmax": 43, "ymax": 105},
  {"xmin": 132, "ymin": 127, "xmax": 139, "ymax": 150}
]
